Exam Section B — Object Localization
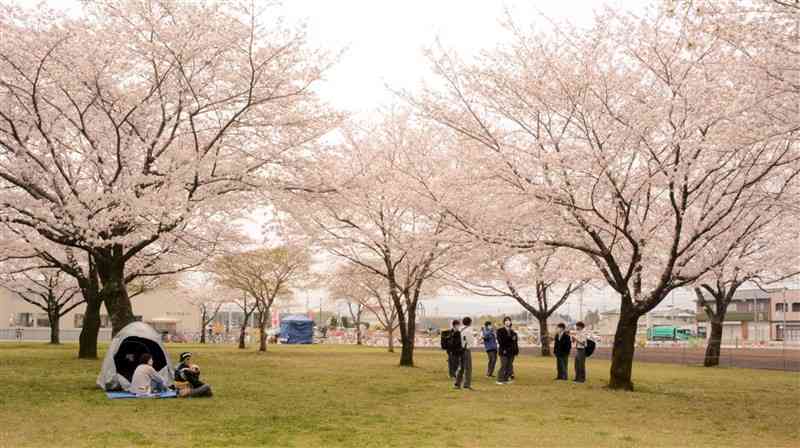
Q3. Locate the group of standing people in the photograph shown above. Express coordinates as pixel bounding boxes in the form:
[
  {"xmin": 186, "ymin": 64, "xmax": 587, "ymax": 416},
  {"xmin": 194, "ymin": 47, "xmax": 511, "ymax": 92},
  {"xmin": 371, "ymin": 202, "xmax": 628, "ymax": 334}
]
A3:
[
  {"xmin": 443, "ymin": 317, "xmax": 591, "ymax": 390},
  {"xmin": 444, "ymin": 316, "xmax": 520, "ymax": 389}
]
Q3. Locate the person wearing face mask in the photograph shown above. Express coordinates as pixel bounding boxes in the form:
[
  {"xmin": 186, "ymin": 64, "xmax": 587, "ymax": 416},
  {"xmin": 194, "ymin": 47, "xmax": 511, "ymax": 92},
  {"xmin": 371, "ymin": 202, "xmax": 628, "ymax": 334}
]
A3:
[
  {"xmin": 495, "ymin": 317, "xmax": 519, "ymax": 384},
  {"xmin": 130, "ymin": 353, "xmax": 167, "ymax": 396},
  {"xmin": 553, "ymin": 322, "xmax": 571, "ymax": 380}
]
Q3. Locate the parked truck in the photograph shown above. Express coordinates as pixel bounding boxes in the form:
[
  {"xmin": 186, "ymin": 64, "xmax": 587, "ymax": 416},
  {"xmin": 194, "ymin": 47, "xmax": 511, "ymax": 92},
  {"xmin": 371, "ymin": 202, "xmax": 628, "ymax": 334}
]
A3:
[{"xmin": 647, "ymin": 325, "xmax": 691, "ymax": 341}]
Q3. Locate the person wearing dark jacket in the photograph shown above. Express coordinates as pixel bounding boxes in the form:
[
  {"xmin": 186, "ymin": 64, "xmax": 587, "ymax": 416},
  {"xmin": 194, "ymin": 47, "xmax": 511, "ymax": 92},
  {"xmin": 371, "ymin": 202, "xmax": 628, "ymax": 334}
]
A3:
[
  {"xmin": 445, "ymin": 320, "xmax": 461, "ymax": 379},
  {"xmin": 495, "ymin": 317, "xmax": 519, "ymax": 384},
  {"xmin": 175, "ymin": 352, "xmax": 213, "ymax": 397},
  {"xmin": 553, "ymin": 322, "xmax": 571, "ymax": 380}
]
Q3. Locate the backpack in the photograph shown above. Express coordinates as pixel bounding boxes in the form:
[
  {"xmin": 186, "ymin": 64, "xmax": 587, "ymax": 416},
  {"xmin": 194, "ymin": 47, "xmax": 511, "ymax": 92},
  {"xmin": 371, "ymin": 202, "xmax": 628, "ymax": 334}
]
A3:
[
  {"xmin": 449, "ymin": 330, "xmax": 463, "ymax": 352},
  {"xmin": 585, "ymin": 339, "xmax": 596, "ymax": 357},
  {"xmin": 440, "ymin": 330, "xmax": 451, "ymax": 350}
]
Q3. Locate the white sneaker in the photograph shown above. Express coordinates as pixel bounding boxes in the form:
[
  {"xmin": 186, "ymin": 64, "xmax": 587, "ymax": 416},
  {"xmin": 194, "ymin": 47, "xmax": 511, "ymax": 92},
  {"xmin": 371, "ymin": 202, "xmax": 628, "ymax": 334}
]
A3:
[{"xmin": 495, "ymin": 381, "xmax": 506, "ymax": 385}]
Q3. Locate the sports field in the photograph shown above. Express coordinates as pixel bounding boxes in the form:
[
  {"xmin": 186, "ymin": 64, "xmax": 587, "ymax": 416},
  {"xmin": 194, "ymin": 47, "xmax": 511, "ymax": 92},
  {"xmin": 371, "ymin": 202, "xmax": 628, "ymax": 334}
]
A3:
[{"xmin": 0, "ymin": 343, "xmax": 798, "ymax": 447}]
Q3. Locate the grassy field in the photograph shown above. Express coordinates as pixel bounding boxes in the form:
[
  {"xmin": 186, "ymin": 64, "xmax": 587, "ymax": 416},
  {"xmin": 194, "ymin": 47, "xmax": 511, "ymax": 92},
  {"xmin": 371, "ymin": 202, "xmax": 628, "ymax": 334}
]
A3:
[{"xmin": 0, "ymin": 343, "xmax": 798, "ymax": 447}]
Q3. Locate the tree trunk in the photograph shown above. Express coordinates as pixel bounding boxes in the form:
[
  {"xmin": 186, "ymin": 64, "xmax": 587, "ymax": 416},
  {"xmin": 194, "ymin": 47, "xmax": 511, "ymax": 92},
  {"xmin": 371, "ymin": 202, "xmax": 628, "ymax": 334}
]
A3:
[
  {"xmin": 97, "ymin": 253, "xmax": 134, "ymax": 335},
  {"xmin": 538, "ymin": 315, "xmax": 551, "ymax": 357},
  {"xmin": 609, "ymin": 313, "xmax": 639, "ymax": 391},
  {"xmin": 49, "ymin": 309, "xmax": 60, "ymax": 344},
  {"xmin": 258, "ymin": 312, "xmax": 268, "ymax": 352},
  {"xmin": 387, "ymin": 327, "xmax": 394, "ymax": 352},
  {"xmin": 199, "ymin": 309, "xmax": 207, "ymax": 344},
  {"xmin": 356, "ymin": 317, "xmax": 362, "ymax": 345},
  {"xmin": 704, "ymin": 320, "xmax": 723, "ymax": 367},
  {"xmin": 238, "ymin": 323, "xmax": 247, "ymax": 349},
  {"xmin": 79, "ymin": 295, "xmax": 102, "ymax": 359},
  {"xmin": 399, "ymin": 307, "xmax": 416, "ymax": 367}
]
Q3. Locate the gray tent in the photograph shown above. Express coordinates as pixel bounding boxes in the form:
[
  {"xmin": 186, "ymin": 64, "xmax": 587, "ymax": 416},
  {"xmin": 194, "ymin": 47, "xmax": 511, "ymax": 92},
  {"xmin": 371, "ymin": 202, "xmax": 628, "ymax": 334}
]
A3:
[{"xmin": 96, "ymin": 321, "xmax": 174, "ymax": 391}]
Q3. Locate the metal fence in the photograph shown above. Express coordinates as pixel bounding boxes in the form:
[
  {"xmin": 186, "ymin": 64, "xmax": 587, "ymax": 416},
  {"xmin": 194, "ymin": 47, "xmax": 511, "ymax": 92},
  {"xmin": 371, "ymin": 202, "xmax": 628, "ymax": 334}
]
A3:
[{"xmin": 0, "ymin": 328, "xmax": 112, "ymax": 342}]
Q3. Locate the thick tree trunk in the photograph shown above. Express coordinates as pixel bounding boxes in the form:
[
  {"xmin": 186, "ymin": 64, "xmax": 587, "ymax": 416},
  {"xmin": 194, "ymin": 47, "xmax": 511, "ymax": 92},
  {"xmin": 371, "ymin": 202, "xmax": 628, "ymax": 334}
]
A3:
[
  {"xmin": 97, "ymin": 254, "xmax": 134, "ymax": 335},
  {"xmin": 538, "ymin": 316, "xmax": 551, "ymax": 357},
  {"xmin": 199, "ymin": 310, "xmax": 207, "ymax": 344},
  {"xmin": 399, "ymin": 307, "xmax": 416, "ymax": 367},
  {"xmin": 49, "ymin": 310, "xmax": 60, "ymax": 344},
  {"xmin": 356, "ymin": 319, "xmax": 362, "ymax": 345},
  {"xmin": 79, "ymin": 295, "xmax": 102, "ymax": 359},
  {"xmin": 238, "ymin": 323, "xmax": 247, "ymax": 349},
  {"xmin": 704, "ymin": 320, "xmax": 723, "ymax": 367},
  {"xmin": 609, "ymin": 313, "xmax": 639, "ymax": 391}
]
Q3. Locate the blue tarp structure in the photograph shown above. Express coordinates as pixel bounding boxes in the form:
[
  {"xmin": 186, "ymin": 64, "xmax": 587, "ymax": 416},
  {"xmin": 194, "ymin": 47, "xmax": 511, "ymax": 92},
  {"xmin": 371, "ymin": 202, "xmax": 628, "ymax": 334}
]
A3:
[{"xmin": 279, "ymin": 314, "xmax": 314, "ymax": 344}]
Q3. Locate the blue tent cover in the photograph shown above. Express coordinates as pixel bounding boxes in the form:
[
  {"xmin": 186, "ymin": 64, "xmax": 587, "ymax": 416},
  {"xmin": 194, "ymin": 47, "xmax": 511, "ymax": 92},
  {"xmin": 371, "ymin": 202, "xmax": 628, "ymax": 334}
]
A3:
[{"xmin": 279, "ymin": 315, "xmax": 314, "ymax": 344}]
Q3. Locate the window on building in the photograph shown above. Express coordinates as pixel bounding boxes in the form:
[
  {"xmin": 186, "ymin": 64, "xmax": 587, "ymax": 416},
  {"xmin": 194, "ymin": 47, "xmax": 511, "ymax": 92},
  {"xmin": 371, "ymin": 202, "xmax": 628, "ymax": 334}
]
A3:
[
  {"xmin": 776, "ymin": 303, "xmax": 785, "ymax": 312},
  {"xmin": 776, "ymin": 324, "xmax": 784, "ymax": 340},
  {"xmin": 14, "ymin": 313, "xmax": 33, "ymax": 327},
  {"xmin": 792, "ymin": 303, "xmax": 800, "ymax": 313},
  {"xmin": 74, "ymin": 314, "xmax": 84, "ymax": 328},
  {"xmin": 35, "ymin": 313, "xmax": 50, "ymax": 328}
]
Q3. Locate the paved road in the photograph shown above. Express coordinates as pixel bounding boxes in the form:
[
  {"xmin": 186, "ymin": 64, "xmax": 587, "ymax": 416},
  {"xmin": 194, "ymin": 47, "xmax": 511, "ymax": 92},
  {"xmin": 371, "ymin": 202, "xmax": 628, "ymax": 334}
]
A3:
[{"xmin": 516, "ymin": 346, "xmax": 800, "ymax": 371}]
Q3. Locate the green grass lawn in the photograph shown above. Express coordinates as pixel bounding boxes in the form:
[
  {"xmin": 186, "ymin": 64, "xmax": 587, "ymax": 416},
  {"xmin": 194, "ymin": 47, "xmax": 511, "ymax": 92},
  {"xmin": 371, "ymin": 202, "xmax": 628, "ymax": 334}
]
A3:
[{"xmin": 0, "ymin": 343, "xmax": 798, "ymax": 447}]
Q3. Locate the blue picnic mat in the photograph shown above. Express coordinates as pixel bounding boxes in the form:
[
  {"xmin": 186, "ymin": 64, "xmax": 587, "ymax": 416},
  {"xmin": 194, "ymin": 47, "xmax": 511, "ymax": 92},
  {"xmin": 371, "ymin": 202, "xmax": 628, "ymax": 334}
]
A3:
[{"xmin": 105, "ymin": 390, "xmax": 177, "ymax": 399}]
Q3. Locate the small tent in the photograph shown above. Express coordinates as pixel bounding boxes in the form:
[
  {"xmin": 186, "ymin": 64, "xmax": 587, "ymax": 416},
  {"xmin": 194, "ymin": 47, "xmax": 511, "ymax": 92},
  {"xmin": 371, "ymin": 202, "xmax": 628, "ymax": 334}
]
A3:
[
  {"xmin": 96, "ymin": 321, "xmax": 174, "ymax": 391},
  {"xmin": 279, "ymin": 315, "xmax": 314, "ymax": 344}
]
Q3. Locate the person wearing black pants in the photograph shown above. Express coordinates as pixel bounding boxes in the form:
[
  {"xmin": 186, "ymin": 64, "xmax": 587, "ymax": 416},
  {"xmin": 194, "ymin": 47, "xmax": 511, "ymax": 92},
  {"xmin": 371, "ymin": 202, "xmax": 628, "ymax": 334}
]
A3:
[
  {"xmin": 572, "ymin": 321, "xmax": 588, "ymax": 383},
  {"xmin": 446, "ymin": 320, "xmax": 461, "ymax": 379},
  {"xmin": 495, "ymin": 317, "xmax": 519, "ymax": 384},
  {"xmin": 553, "ymin": 323, "xmax": 571, "ymax": 380}
]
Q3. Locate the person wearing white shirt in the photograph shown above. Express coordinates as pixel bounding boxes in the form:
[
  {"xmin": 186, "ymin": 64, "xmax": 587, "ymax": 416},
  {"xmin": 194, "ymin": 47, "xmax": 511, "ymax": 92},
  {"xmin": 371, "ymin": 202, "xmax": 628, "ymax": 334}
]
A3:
[{"xmin": 454, "ymin": 317, "xmax": 474, "ymax": 390}]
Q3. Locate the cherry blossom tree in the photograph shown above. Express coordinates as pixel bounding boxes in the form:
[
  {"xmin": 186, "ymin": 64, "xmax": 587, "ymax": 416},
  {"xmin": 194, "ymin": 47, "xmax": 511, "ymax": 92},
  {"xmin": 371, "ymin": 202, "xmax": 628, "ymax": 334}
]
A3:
[
  {"xmin": 409, "ymin": 5, "xmax": 800, "ymax": 389},
  {"xmin": 0, "ymin": 268, "xmax": 82, "ymax": 344},
  {"xmin": 444, "ymin": 247, "xmax": 590, "ymax": 356},
  {"xmin": 0, "ymin": 0, "xmax": 338, "ymax": 334},
  {"xmin": 285, "ymin": 113, "xmax": 469, "ymax": 366},
  {"xmin": 1, "ymin": 215, "xmax": 230, "ymax": 357},
  {"xmin": 211, "ymin": 246, "xmax": 309, "ymax": 352},
  {"xmin": 694, "ymin": 215, "xmax": 800, "ymax": 366}
]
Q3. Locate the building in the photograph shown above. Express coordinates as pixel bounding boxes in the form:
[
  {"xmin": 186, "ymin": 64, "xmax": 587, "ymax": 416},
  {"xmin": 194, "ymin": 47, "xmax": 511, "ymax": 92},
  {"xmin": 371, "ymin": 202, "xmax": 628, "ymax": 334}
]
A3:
[
  {"xmin": 695, "ymin": 288, "xmax": 788, "ymax": 343},
  {"xmin": 1, "ymin": 286, "xmax": 201, "ymax": 341},
  {"xmin": 770, "ymin": 289, "xmax": 800, "ymax": 342}
]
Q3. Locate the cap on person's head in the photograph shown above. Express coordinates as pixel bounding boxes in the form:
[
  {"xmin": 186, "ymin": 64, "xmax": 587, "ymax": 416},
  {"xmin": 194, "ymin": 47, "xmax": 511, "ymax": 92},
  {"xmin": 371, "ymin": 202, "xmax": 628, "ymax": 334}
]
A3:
[
  {"xmin": 451, "ymin": 319, "xmax": 460, "ymax": 327},
  {"xmin": 180, "ymin": 352, "xmax": 192, "ymax": 362},
  {"xmin": 557, "ymin": 323, "xmax": 566, "ymax": 329},
  {"xmin": 462, "ymin": 316, "xmax": 472, "ymax": 326},
  {"xmin": 576, "ymin": 321, "xmax": 585, "ymax": 329},
  {"xmin": 484, "ymin": 321, "xmax": 492, "ymax": 327}
]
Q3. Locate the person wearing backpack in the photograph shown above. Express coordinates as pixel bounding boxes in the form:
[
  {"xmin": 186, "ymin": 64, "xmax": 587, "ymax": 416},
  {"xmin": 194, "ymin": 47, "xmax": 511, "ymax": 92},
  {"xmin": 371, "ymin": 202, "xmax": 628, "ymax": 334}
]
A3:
[
  {"xmin": 553, "ymin": 323, "xmax": 571, "ymax": 380},
  {"xmin": 454, "ymin": 316, "xmax": 474, "ymax": 390},
  {"xmin": 572, "ymin": 321, "xmax": 590, "ymax": 383},
  {"xmin": 496, "ymin": 316, "xmax": 519, "ymax": 384},
  {"xmin": 480, "ymin": 321, "xmax": 498, "ymax": 377},
  {"xmin": 443, "ymin": 319, "xmax": 462, "ymax": 379}
]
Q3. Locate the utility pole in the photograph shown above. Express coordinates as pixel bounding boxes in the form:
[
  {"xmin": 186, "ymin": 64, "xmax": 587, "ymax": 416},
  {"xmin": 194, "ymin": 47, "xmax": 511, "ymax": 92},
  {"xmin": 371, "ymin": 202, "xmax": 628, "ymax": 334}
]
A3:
[{"xmin": 578, "ymin": 286, "xmax": 584, "ymax": 322}]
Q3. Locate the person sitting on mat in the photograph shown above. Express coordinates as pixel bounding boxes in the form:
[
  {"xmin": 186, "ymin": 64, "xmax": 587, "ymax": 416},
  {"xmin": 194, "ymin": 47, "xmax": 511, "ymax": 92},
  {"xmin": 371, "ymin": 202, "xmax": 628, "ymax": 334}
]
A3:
[
  {"xmin": 130, "ymin": 353, "xmax": 167, "ymax": 396},
  {"xmin": 174, "ymin": 352, "xmax": 213, "ymax": 398}
]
